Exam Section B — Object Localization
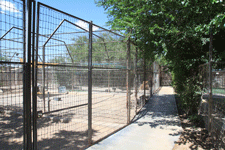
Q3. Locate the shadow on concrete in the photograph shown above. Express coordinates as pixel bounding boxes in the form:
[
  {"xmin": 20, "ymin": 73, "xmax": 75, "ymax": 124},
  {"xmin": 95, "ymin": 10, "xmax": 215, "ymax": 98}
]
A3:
[
  {"xmin": 129, "ymin": 94, "xmax": 183, "ymax": 146},
  {"xmin": 132, "ymin": 94, "xmax": 180, "ymax": 128},
  {"xmin": 37, "ymin": 129, "xmax": 97, "ymax": 150}
]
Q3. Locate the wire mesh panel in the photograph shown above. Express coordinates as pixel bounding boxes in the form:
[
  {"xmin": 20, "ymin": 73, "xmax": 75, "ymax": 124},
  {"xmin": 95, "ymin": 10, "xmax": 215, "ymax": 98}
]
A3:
[
  {"xmin": 198, "ymin": 63, "xmax": 210, "ymax": 126},
  {"xmin": 152, "ymin": 61, "xmax": 160, "ymax": 94},
  {"xmin": 0, "ymin": 0, "xmax": 25, "ymax": 149},
  {"xmin": 135, "ymin": 54, "xmax": 148, "ymax": 113},
  {"xmin": 212, "ymin": 62, "xmax": 225, "ymax": 95},
  {"xmin": 211, "ymin": 62, "xmax": 225, "ymax": 148},
  {"xmin": 135, "ymin": 58, "xmax": 154, "ymax": 113},
  {"xmin": 198, "ymin": 63, "xmax": 209, "ymax": 121},
  {"xmin": 136, "ymin": 70, "xmax": 145, "ymax": 109},
  {"xmin": 145, "ymin": 70, "xmax": 152, "ymax": 98},
  {"xmin": 199, "ymin": 62, "xmax": 225, "ymax": 149},
  {"xmin": 36, "ymin": 3, "xmax": 91, "ymax": 149},
  {"xmin": 130, "ymin": 72, "xmax": 136, "ymax": 118},
  {"xmin": 160, "ymin": 66, "xmax": 172, "ymax": 86},
  {"xmin": 91, "ymin": 25, "xmax": 129, "ymax": 142},
  {"xmin": 199, "ymin": 63, "xmax": 209, "ymax": 94},
  {"xmin": 91, "ymin": 69, "xmax": 127, "ymax": 141},
  {"xmin": 129, "ymin": 44, "xmax": 139, "ymax": 119}
]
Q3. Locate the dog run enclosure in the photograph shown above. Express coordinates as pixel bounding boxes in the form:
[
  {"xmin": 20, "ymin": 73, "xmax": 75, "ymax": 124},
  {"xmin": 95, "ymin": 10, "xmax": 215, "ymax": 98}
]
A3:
[{"xmin": 0, "ymin": 0, "xmax": 160, "ymax": 149}]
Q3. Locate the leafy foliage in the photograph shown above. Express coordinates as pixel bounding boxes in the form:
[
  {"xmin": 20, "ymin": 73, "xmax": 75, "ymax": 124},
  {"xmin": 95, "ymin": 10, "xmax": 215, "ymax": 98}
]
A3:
[
  {"xmin": 96, "ymin": 0, "xmax": 225, "ymax": 115},
  {"xmin": 51, "ymin": 56, "xmax": 74, "ymax": 88},
  {"xmin": 68, "ymin": 33, "xmax": 128, "ymax": 67}
]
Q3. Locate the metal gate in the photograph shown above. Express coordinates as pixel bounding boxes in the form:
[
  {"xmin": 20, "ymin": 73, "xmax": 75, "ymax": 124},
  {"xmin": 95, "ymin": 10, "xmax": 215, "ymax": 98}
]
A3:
[{"xmin": 34, "ymin": 3, "xmax": 91, "ymax": 149}]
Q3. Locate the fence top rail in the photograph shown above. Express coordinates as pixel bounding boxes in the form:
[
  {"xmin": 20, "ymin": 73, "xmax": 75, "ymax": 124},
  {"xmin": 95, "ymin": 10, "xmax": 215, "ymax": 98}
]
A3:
[{"xmin": 37, "ymin": 2, "xmax": 125, "ymax": 38}]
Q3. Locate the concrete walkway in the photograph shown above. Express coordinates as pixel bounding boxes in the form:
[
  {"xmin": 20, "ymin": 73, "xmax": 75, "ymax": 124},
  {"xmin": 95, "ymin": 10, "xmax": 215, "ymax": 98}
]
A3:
[{"xmin": 86, "ymin": 86, "xmax": 183, "ymax": 150}]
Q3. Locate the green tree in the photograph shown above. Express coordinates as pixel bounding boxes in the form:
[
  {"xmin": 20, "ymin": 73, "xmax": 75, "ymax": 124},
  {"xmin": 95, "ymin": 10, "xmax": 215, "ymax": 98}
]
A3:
[
  {"xmin": 68, "ymin": 35, "xmax": 89, "ymax": 63},
  {"xmin": 96, "ymin": 0, "xmax": 225, "ymax": 115},
  {"xmin": 68, "ymin": 33, "xmax": 127, "ymax": 67},
  {"xmin": 51, "ymin": 56, "xmax": 74, "ymax": 88}
]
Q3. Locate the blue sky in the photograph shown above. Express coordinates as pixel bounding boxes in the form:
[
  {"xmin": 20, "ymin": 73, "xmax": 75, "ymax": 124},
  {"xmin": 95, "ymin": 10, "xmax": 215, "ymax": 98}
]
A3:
[
  {"xmin": 0, "ymin": 0, "xmax": 111, "ymax": 62},
  {"xmin": 38, "ymin": 0, "xmax": 109, "ymax": 28}
]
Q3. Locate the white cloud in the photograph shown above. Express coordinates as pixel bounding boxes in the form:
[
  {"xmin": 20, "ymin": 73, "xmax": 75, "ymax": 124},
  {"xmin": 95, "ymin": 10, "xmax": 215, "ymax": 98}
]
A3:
[
  {"xmin": 76, "ymin": 20, "xmax": 89, "ymax": 31},
  {"xmin": 0, "ymin": 0, "xmax": 20, "ymax": 13},
  {"xmin": 75, "ymin": 20, "xmax": 99, "ymax": 31},
  {"xmin": 93, "ymin": 26, "xmax": 99, "ymax": 31}
]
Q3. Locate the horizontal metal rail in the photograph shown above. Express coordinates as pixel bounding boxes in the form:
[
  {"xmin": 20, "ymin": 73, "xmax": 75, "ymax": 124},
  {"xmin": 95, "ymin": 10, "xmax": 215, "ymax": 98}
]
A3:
[
  {"xmin": 0, "ymin": 61, "xmax": 24, "ymax": 65},
  {"xmin": 43, "ymin": 103, "xmax": 88, "ymax": 115},
  {"xmin": 37, "ymin": 63, "xmax": 88, "ymax": 68},
  {"xmin": 0, "ymin": 38, "xmax": 23, "ymax": 43},
  {"xmin": 92, "ymin": 66, "xmax": 128, "ymax": 71},
  {"xmin": 36, "ymin": 64, "xmax": 131, "ymax": 70}
]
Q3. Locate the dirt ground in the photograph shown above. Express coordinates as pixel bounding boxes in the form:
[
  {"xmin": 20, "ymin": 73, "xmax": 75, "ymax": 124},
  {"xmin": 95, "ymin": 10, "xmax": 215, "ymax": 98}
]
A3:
[{"xmin": 0, "ymin": 87, "xmax": 145, "ymax": 150}]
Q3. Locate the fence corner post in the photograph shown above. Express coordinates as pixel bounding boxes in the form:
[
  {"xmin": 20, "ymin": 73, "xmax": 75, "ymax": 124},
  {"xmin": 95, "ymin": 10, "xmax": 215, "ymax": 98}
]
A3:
[{"xmin": 88, "ymin": 21, "xmax": 93, "ymax": 145}]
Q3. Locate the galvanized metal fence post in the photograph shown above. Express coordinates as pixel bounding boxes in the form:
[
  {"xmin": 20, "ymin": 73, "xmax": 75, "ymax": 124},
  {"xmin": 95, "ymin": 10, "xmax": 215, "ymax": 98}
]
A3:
[
  {"xmin": 126, "ymin": 38, "xmax": 131, "ymax": 124},
  {"xmin": 88, "ymin": 21, "xmax": 93, "ymax": 145},
  {"xmin": 208, "ymin": 28, "xmax": 213, "ymax": 134},
  {"xmin": 23, "ymin": 0, "xmax": 32, "ymax": 149}
]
